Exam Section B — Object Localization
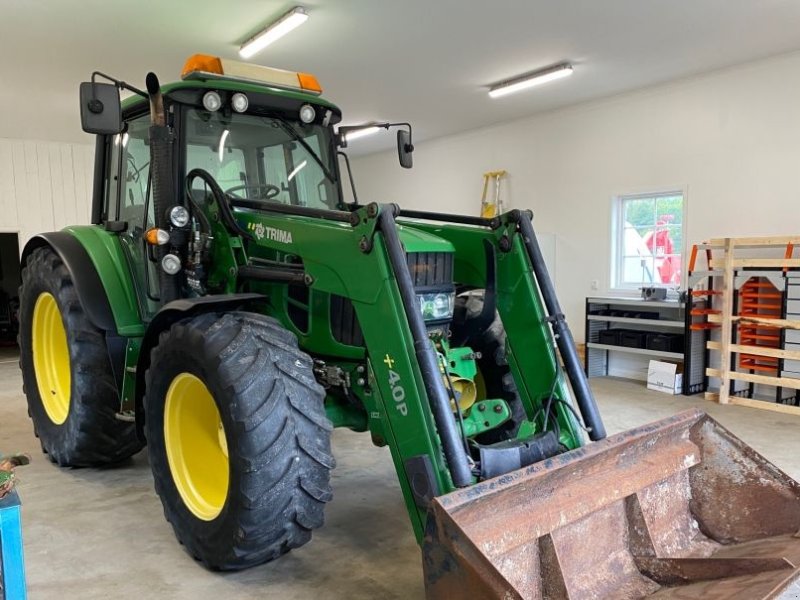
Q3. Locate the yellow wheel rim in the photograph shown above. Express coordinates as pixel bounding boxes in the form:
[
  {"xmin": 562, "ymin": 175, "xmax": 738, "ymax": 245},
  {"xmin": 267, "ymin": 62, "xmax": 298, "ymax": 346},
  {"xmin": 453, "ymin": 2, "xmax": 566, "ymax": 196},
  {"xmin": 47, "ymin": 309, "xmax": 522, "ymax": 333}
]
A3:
[
  {"xmin": 164, "ymin": 373, "xmax": 229, "ymax": 521},
  {"xmin": 32, "ymin": 292, "xmax": 71, "ymax": 425}
]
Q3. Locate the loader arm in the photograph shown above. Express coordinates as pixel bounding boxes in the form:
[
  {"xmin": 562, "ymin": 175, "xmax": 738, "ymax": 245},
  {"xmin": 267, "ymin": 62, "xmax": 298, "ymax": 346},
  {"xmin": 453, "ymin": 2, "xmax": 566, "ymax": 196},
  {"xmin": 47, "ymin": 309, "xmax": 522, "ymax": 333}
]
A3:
[{"xmin": 218, "ymin": 201, "xmax": 605, "ymax": 540}]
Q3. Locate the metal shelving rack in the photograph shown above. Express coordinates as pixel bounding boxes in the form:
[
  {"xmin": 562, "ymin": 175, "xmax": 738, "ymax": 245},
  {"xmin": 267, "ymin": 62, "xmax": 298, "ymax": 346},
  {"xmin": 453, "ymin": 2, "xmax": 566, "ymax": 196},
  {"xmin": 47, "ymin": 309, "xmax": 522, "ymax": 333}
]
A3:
[{"xmin": 584, "ymin": 296, "xmax": 707, "ymax": 395}]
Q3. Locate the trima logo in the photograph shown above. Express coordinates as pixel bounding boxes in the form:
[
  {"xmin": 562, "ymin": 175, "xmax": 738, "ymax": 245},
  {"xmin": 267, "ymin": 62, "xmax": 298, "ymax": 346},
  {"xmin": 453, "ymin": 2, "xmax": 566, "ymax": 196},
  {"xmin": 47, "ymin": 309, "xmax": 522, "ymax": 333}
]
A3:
[{"xmin": 248, "ymin": 222, "xmax": 293, "ymax": 244}]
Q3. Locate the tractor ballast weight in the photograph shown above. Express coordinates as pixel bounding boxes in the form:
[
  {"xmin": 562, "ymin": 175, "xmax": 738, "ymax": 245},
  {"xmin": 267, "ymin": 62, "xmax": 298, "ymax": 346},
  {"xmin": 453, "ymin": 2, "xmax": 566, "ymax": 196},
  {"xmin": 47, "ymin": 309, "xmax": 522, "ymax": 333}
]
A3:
[{"xmin": 17, "ymin": 55, "xmax": 800, "ymax": 596}]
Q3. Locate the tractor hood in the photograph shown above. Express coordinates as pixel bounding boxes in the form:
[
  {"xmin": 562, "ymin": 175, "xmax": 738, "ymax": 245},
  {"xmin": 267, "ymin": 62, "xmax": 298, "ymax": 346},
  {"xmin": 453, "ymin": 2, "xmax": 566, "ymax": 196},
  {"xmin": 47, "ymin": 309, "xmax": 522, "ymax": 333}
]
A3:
[{"xmin": 397, "ymin": 224, "xmax": 455, "ymax": 254}]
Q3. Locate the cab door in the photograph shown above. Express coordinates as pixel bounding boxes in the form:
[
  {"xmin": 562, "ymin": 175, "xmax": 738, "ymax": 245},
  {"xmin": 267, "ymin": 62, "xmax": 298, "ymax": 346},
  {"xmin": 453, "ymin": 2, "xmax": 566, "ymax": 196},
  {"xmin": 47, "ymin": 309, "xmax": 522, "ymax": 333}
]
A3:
[{"xmin": 104, "ymin": 113, "xmax": 159, "ymax": 321}]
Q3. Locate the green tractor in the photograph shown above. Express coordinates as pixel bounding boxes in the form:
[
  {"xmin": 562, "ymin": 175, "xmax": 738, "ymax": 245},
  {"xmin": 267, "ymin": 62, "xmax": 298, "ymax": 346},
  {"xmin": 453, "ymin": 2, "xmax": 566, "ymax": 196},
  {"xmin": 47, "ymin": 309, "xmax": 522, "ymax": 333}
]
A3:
[{"xmin": 18, "ymin": 55, "xmax": 800, "ymax": 598}]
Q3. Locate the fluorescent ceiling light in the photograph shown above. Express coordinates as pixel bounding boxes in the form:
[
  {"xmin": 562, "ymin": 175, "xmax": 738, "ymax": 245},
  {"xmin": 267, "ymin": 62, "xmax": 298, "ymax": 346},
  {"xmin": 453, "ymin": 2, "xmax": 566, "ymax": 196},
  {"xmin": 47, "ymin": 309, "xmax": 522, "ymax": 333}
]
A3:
[
  {"xmin": 218, "ymin": 129, "xmax": 230, "ymax": 162},
  {"xmin": 288, "ymin": 159, "xmax": 308, "ymax": 181},
  {"xmin": 344, "ymin": 126, "xmax": 381, "ymax": 142},
  {"xmin": 240, "ymin": 7, "xmax": 309, "ymax": 59},
  {"xmin": 488, "ymin": 63, "xmax": 573, "ymax": 98}
]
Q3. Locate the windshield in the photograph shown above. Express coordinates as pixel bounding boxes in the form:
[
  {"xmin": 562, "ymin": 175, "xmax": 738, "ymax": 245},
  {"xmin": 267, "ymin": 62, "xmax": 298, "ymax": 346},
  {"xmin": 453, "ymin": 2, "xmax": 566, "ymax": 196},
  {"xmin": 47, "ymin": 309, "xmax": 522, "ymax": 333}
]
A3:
[{"xmin": 184, "ymin": 108, "xmax": 342, "ymax": 210}]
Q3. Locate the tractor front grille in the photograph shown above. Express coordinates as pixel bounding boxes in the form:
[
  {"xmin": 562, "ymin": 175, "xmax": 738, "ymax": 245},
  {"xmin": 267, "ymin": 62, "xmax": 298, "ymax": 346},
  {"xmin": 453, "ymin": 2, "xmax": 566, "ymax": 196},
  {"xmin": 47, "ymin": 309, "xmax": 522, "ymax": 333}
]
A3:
[
  {"xmin": 330, "ymin": 294, "xmax": 365, "ymax": 347},
  {"xmin": 406, "ymin": 252, "xmax": 454, "ymax": 290}
]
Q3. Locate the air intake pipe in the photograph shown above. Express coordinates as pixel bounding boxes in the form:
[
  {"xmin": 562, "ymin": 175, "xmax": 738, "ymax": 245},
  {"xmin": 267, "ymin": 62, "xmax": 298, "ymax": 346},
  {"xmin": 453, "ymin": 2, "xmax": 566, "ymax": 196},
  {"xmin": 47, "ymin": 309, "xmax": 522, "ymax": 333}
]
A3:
[{"xmin": 146, "ymin": 72, "xmax": 180, "ymax": 303}]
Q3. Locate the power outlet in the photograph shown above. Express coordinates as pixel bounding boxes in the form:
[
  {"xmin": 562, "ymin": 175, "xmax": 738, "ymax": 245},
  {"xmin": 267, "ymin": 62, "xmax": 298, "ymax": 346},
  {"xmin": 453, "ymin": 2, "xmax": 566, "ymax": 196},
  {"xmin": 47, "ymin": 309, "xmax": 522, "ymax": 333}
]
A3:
[{"xmin": 590, "ymin": 280, "xmax": 599, "ymax": 291}]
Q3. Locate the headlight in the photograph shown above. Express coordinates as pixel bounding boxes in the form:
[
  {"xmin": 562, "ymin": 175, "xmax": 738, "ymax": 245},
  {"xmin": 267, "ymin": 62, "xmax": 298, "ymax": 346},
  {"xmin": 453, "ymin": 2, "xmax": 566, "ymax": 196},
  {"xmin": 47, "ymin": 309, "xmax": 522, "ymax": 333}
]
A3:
[
  {"xmin": 202, "ymin": 91, "xmax": 222, "ymax": 112},
  {"xmin": 299, "ymin": 104, "xmax": 316, "ymax": 123},
  {"xmin": 168, "ymin": 205, "xmax": 190, "ymax": 228},
  {"xmin": 161, "ymin": 253, "xmax": 182, "ymax": 275},
  {"xmin": 417, "ymin": 292, "xmax": 455, "ymax": 322},
  {"xmin": 231, "ymin": 93, "xmax": 249, "ymax": 113}
]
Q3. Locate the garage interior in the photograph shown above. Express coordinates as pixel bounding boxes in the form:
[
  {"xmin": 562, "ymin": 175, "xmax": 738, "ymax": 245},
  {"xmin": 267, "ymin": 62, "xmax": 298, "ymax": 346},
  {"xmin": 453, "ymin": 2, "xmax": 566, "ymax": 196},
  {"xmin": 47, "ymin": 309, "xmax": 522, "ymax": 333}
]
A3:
[{"xmin": 3, "ymin": 2, "xmax": 800, "ymax": 599}]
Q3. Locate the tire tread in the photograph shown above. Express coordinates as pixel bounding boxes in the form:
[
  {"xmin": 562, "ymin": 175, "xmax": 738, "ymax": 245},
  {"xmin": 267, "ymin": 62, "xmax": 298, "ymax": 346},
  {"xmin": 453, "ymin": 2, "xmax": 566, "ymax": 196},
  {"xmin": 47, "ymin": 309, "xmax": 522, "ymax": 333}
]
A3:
[
  {"xmin": 145, "ymin": 311, "xmax": 334, "ymax": 570},
  {"xmin": 18, "ymin": 246, "xmax": 142, "ymax": 466}
]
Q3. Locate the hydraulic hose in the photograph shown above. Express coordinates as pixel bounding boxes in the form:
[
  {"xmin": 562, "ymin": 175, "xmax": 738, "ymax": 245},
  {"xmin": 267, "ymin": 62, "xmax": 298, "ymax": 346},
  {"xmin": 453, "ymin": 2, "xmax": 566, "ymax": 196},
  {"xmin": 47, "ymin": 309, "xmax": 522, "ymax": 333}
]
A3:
[{"xmin": 186, "ymin": 169, "xmax": 253, "ymax": 241}]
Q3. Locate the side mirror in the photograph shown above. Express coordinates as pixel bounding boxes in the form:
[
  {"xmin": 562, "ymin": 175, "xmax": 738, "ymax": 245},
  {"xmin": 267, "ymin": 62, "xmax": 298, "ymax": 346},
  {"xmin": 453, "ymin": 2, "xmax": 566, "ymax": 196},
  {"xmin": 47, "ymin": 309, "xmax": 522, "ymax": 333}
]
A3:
[
  {"xmin": 397, "ymin": 129, "xmax": 414, "ymax": 169},
  {"xmin": 79, "ymin": 82, "xmax": 122, "ymax": 134}
]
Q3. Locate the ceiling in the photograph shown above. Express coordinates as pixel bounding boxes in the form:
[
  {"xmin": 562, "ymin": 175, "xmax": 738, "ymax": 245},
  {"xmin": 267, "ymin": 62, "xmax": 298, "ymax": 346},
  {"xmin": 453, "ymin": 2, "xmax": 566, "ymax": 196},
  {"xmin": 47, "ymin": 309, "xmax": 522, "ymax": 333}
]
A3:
[{"xmin": 3, "ymin": 0, "xmax": 800, "ymax": 154}]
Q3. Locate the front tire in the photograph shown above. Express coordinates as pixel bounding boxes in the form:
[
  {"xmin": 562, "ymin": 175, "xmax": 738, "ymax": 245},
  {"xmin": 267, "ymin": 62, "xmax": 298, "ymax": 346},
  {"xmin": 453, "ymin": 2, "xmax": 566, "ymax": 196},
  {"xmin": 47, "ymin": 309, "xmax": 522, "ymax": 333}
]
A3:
[
  {"xmin": 18, "ymin": 246, "xmax": 142, "ymax": 466},
  {"xmin": 144, "ymin": 311, "xmax": 334, "ymax": 570},
  {"xmin": 453, "ymin": 291, "xmax": 526, "ymax": 444}
]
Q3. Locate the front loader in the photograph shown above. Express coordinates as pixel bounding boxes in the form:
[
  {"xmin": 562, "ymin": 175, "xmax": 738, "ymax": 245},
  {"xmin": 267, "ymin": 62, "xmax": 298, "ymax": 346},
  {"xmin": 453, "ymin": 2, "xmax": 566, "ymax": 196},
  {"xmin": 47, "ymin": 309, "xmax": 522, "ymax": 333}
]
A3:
[{"xmin": 17, "ymin": 55, "xmax": 800, "ymax": 598}]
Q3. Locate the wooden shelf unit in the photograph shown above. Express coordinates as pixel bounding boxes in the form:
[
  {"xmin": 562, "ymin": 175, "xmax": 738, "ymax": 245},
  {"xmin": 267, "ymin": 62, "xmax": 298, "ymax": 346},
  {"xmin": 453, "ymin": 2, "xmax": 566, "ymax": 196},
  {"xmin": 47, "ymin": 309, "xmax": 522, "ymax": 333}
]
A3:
[{"xmin": 688, "ymin": 235, "xmax": 800, "ymax": 413}]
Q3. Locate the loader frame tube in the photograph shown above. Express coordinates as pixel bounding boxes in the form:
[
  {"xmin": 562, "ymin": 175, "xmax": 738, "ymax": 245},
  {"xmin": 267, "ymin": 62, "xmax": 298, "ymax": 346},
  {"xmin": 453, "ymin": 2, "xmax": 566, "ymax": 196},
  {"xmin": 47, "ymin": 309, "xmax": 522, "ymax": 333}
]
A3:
[
  {"xmin": 231, "ymin": 198, "xmax": 353, "ymax": 223},
  {"xmin": 398, "ymin": 209, "xmax": 500, "ymax": 229},
  {"xmin": 378, "ymin": 209, "xmax": 473, "ymax": 488},
  {"xmin": 516, "ymin": 212, "xmax": 606, "ymax": 441}
]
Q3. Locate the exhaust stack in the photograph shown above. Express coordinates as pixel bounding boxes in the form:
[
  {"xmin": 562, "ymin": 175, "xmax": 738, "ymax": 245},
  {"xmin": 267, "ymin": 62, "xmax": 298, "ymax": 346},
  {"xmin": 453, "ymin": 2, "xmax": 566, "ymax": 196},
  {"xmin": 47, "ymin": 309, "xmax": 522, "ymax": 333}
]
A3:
[{"xmin": 145, "ymin": 72, "xmax": 179, "ymax": 303}]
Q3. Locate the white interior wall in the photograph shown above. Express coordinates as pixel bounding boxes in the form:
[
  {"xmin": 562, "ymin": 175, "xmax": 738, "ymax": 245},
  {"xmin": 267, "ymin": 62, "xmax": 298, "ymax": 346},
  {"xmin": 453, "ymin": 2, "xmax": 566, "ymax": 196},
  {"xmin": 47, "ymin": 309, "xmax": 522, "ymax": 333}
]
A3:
[
  {"xmin": 348, "ymin": 51, "xmax": 800, "ymax": 344},
  {"xmin": 0, "ymin": 139, "xmax": 94, "ymax": 254}
]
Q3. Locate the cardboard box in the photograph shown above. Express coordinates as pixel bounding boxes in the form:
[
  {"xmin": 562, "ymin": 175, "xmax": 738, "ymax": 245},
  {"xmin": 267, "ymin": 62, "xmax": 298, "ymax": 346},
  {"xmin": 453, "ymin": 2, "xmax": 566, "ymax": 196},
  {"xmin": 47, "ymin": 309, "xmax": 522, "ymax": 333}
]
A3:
[{"xmin": 647, "ymin": 360, "xmax": 683, "ymax": 395}]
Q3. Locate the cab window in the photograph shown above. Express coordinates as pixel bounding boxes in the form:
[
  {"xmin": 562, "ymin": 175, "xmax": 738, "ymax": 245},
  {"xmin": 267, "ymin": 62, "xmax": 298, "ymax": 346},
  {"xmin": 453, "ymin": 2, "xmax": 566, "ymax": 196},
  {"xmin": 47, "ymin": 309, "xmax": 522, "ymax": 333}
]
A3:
[
  {"xmin": 184, "ymin": 107, "xmax": 340, "ymax": 209},
  {"xmin": 119, "ymin": 116, "xmax": 152, "ymax": 230}
]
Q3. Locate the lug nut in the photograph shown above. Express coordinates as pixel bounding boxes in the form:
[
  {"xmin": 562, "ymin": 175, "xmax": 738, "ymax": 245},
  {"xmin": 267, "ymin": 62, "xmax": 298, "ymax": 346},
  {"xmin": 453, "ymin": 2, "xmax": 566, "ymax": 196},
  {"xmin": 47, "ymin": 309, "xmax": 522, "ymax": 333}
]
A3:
[
  {"xmin": 356, "ymin": 378, "xmax": 366, "ymax": 386},
  {"xmin": 478, "ymin": 404, "xmax": 486, "ymax": 412},
  {"xmin": 493, "ymin": 404, "xmax": 503, "ymax": 413}
]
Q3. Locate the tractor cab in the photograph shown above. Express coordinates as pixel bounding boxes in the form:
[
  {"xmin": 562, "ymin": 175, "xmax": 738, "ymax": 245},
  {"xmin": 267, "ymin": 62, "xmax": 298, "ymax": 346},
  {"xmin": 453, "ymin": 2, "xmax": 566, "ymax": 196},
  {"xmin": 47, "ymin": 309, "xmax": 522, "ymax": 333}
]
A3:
[
  {"xmin": 80, "ymin": 55, "xmax": 415, "ymax": 325},
  {"xmin": 81, "ymin": 57, "xmax": 344, "ymax": 318}
]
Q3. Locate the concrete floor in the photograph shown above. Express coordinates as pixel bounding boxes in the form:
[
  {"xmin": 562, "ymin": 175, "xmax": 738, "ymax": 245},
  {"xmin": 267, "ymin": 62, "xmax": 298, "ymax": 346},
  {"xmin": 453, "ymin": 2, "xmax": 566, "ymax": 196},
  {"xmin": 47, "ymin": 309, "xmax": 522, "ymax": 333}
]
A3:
[{"xmin": 3, "ymin": 345, "xmax": 800, "ymax": 599}]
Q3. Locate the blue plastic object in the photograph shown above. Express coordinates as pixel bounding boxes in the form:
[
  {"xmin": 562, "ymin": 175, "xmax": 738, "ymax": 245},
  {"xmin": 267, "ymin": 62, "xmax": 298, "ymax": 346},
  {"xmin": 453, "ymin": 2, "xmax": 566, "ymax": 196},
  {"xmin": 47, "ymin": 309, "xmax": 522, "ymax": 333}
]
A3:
[{"xmin": 0, "ymin": 490, "xmax": 27, "ymax": 600}]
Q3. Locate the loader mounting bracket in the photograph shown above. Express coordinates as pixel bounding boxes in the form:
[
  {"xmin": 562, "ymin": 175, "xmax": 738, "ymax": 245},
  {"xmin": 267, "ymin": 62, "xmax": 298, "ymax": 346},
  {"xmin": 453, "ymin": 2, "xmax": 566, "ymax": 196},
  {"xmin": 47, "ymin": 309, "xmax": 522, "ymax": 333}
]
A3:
[{"xmin": 405, "ymin": 454, "xmax": 441, "ymax": 509}]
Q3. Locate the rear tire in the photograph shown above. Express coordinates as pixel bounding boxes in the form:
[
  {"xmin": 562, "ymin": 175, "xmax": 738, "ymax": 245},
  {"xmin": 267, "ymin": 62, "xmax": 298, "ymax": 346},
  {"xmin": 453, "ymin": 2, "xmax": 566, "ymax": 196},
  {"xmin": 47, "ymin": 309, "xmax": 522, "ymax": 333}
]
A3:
[
  {"xmin": 144, "ymin": 311, "xmax": 334, "ymax": 570},
  {"xmin": 18, "ymin": 246, "xmax": 142, "ymax": 466}
]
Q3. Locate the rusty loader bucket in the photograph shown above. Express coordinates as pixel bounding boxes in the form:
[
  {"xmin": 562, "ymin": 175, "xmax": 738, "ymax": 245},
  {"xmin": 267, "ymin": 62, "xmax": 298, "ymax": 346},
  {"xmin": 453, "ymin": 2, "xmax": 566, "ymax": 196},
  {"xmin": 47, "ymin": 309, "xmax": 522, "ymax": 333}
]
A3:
[{"xmin": 423, "ymin": 409, "xmax": 800, "ymax": 599}]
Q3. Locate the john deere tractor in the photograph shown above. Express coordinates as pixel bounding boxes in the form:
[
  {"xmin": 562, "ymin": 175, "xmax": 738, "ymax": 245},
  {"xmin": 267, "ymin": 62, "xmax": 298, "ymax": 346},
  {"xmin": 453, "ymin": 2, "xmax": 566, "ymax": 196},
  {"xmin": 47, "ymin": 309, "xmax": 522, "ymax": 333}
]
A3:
[{"xmin": 18, "ymin": 55, "xmax": 800, "ymax": 598}]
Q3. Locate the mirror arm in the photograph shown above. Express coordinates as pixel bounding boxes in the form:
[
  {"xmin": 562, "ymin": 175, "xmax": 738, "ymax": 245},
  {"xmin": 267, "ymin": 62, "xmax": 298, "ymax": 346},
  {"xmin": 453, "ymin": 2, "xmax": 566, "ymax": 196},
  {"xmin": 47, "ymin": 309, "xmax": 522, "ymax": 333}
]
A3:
[
  {"xmin": 91, "ymin": 71, "xmax": 148, "ymax": 99},
  {"xmin": 336, "ymin": 151, "xmax": 359, "ymax": 208},
  {"xmin": 336, "ymin": 122, "xmax": 413, "ymax": 149}
]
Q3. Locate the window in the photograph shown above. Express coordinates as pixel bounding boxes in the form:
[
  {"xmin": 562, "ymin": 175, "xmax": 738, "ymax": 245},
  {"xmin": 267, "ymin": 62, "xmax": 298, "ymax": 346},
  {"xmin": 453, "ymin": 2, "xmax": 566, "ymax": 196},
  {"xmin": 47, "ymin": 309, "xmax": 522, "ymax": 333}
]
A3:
[
  {"xmin": 184, "ymin": 108, "xmax": 341, "ymax": 210},
  {"xmin": 612, "ymin": 191, "xmax": 685, "ymax": 289},
  {"xmin": 119, "ymin": 116, "xmax": 152, "ymax": 230}
]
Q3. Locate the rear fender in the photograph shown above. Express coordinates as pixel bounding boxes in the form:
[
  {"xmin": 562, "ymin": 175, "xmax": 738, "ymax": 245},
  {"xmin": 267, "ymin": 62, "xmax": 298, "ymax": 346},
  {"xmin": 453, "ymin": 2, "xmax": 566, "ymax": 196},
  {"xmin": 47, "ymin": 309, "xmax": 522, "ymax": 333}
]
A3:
[
  {"xmin": 22, "ymin": 232, "xmax": 117, "ymax": 332},
  {"xmin": 22, "ymin": 230, "xmax": 142, "ymax": 396}
]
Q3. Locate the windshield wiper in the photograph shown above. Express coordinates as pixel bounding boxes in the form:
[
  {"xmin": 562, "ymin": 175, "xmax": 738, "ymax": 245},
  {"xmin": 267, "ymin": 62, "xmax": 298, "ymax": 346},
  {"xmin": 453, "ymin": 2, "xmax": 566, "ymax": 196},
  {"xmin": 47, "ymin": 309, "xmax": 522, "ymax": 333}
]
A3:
[{"xmin": 267, "ymin": 115, "xmax": 337, "ymax": 184}]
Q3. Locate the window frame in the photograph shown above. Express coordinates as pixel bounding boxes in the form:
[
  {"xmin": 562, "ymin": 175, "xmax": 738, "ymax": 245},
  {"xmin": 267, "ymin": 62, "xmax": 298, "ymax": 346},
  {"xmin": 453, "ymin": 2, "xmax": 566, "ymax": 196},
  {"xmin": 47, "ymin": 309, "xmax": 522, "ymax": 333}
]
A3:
[{"xmin": 610, "ymin": 188, "xmax": 688, "ymax": 291}]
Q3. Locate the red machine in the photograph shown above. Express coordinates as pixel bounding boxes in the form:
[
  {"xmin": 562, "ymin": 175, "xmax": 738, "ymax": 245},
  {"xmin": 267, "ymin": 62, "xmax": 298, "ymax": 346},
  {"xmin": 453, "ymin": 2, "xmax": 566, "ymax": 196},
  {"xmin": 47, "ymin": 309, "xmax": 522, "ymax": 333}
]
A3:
[{"xmin": 643, "ymin": 215, "xmax": 681, "ymax": 284}]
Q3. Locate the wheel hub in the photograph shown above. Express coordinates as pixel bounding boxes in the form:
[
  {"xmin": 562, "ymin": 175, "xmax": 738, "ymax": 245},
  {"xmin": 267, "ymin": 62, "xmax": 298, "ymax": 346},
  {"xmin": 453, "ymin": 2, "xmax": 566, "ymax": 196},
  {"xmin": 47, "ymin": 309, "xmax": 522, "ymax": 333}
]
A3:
[
  {"xmin": 32, "ymin": 292, "xmax": 71, "ymax": 425},
  {"xmin": 164, "ymin": 373, "xmax": 230, "ymax": 521}
]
